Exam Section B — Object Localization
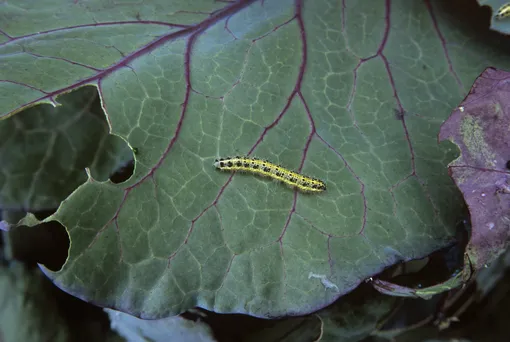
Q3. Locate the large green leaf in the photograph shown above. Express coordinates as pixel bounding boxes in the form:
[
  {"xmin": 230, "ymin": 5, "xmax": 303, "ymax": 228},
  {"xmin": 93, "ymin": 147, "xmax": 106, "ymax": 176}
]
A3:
[{"xmin": 1, "ymin": 0, "xmax": 507, "ymax": 318}]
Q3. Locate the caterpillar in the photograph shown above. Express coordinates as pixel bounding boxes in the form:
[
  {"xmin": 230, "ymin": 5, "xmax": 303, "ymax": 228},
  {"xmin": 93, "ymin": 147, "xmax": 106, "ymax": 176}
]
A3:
[
  {"xmin": 496, "ymin": 3, "xmax": 510, "ymax": 19},
  {"xmin": 214, "ymin": 156, "xmax": 326, "ymax": 193}
]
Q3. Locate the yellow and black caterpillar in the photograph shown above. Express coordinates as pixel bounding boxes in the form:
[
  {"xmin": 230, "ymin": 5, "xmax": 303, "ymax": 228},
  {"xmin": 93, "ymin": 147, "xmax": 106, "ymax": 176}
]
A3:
[
  {"xmin": 496, "ymin": 3, "xmax": 510, "ymax": 19},
  {"xmin": 214, "ymin": 156, "xmax": 326, "ymax": 193}
]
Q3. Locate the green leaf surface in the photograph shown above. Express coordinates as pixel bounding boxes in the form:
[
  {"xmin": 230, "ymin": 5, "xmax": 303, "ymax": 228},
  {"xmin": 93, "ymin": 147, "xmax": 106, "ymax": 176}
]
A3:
[
  {"xmin": 2, "ymin": 0, "xmax": 509, "ymax": 318},
  {"xmin": 0, "ymin": 86, "xmax": 132, "ymax": 211}
]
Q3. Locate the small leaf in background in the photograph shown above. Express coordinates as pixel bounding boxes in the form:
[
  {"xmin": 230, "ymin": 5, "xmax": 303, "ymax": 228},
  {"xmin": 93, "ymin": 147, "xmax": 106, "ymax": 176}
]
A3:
[
  {"xmin": 439, "ymin": 67, "xmax": 510, "ymax": 270},
  {"xmin": 0, "ymin": 86, "xmax": 132, "ymax": 212},
  {"xmin": 0, "ymin": 262, "xmax": 71, "ymax": 342},
  {"xmin": 0, "ymin": 262, "xmax": 128, "ymax": 342},
  {"xmin": 371, "ymin": 270, "xmax": 464, "ymax": 300},
  {"xmin": 317, "ymin": 291, "xmax": 396, "ymax": 342}
]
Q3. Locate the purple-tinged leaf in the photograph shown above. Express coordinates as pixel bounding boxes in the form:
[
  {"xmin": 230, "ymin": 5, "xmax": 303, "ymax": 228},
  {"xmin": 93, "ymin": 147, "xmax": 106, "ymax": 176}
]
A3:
[{"xmin": 439, "ymin": 67, "xmax": 510, "ymax": 270}]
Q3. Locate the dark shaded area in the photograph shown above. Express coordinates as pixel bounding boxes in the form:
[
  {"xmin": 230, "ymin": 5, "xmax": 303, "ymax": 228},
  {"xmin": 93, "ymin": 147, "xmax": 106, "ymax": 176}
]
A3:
[
  {"xmin": 109, "ymin": 159, "xmax": 135, "ymax": 184},
  {"xmin": 375, "ymin": 219, "xmax": 468, "ymax": 291},
  {"xmin": 42, "ymin": 269, "xmax": 114, "ymax": 342},
  {"xmin": 182, "ymin": 284, "xmax": 394, "ymax": 342},
  {"xmin": 7, "ymin": 221, "xmax": 69, "ymax": 271},
  {"xmin": 182, "ymin": 308, "xmax": 270, "ymax": 342},
  {"xmin": 377, "ymin": 259, "xmax": 510, "ymax": 342},
  {"xmin": 458, "ymin": 267, "xmax": 510, "ymax": 341},
  {"xmin": 33, "ymin": 208, "xmax": 58, "ymax": 221}
]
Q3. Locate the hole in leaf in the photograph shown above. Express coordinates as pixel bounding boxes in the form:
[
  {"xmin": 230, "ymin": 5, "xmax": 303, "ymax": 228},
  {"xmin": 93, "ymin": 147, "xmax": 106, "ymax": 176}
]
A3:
[
  {"xmin": 7, "ymin": 221, "xmax": 69, "ymax": 271},
  {"xmin": 33, "ymin": 208, "xmax": 57, "ymax": 221},
  {"xmin": 109, "ymin": 159, "xmax": 135, "ymax": 184}
]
